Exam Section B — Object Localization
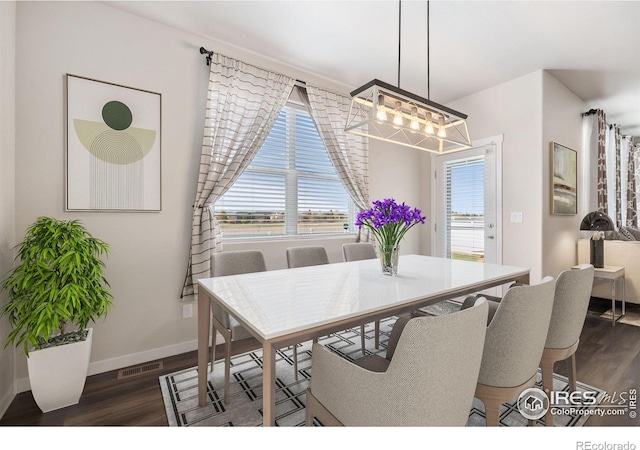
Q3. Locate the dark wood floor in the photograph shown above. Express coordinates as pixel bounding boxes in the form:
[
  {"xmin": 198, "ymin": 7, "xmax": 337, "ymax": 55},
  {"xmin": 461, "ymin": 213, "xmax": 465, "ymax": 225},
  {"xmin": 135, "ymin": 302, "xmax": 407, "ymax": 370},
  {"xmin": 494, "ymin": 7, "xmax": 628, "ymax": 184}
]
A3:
[{"xmin": 1, "ymin": 299, "xmax": 639, "ymax": 427}]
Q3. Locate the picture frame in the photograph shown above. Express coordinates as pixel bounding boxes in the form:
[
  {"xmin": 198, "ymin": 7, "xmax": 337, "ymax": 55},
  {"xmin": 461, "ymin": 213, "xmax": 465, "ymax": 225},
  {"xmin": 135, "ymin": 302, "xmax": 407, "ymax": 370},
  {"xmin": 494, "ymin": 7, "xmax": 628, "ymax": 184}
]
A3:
[
  {"xmin": 551, "ymin": 142, "xmax": 577, "ymax": 215},
  {"xmin": 66, "ymin": 74, "xmax": 161, "ymax": 211}
]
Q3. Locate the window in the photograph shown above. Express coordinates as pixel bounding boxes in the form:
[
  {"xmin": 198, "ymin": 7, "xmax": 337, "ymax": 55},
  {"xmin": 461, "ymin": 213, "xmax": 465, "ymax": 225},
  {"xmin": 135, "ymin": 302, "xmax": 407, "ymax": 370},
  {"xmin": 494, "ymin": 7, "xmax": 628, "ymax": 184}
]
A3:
[
  {"xmin": 213, "ymin": 103, "xmax": 355, "ymax": 239},
  {"xmin": 437, "ymin": 154, "xmax": 486, "ymax": 261}
]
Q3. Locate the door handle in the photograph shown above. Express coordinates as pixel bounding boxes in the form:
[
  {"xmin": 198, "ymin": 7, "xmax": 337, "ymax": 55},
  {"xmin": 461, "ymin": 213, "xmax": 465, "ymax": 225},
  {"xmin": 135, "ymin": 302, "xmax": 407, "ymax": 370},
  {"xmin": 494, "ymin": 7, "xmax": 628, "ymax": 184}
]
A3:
[{"xmin": 486, "ymin": 235, "xmax": 495, "ymax": 239}]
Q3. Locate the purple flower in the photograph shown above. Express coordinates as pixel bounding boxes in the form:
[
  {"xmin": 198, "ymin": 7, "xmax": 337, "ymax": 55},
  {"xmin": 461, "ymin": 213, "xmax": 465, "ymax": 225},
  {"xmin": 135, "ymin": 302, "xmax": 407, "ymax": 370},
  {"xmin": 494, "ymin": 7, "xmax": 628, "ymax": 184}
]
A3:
[{"xmin": 356, "ymin": 198, "xmax": 426, "ymax": 247}]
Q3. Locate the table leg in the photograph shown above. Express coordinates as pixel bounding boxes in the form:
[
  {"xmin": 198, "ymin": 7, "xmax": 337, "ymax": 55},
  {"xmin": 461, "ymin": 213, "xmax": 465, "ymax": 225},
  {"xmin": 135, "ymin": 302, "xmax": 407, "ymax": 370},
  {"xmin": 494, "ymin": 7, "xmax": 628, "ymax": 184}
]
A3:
[
  {"xmin": 198, "ymin": 292, "xmax": 211, "ymax": 407},
  {"xmin": 611, "ymin": 278, "xmax": 616, "ymax": 327},
  {"xmin": 263, "ymin": 342, "xmax": 276, "ymax": 426},
  {"xmin": 622, "ymin": 277, "xmax": 626, "ymax": 318}
]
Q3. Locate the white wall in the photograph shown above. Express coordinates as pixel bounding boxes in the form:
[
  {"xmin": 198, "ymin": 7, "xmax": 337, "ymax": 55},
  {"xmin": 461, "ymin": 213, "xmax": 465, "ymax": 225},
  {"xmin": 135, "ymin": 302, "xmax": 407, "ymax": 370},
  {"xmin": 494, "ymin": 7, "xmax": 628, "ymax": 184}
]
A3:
[
  {"xmin": 11, "ymin": 1, "xmax": 422, "ymax": 388},
  {"xmin": 447, "ymin": 71, "xmax": 545, "ymax": 282},
  {"xmin": 445, "ymin": 70, "xmax": 587, "ymax": 283},
  {"xmin": 541, "ymin": 71, "xmax": 587, "ymax": 278},
  {"xmin": 0, "ymin": 1, "xmax": 17, "ymax": 418}
]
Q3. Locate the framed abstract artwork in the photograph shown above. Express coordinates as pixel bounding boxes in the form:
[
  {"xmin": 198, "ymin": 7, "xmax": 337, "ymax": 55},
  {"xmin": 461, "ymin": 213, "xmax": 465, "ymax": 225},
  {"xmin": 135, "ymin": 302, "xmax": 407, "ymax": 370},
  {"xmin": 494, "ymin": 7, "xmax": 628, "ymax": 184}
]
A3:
[
  {"xmin": 551, "ymin": 142, "xmax": 577, "ymax": 215},
  {"xmin": 66, "ymin": 74, "xmax": 161, "ymax": 211}
]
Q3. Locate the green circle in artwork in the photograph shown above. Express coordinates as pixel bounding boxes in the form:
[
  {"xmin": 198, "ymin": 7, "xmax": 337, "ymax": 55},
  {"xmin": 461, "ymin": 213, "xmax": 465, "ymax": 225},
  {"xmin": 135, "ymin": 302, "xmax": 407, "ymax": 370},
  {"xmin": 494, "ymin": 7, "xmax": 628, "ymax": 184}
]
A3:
[{"xmin": 102, "ymin": 101, "xmax": 133, "ymax": 131}]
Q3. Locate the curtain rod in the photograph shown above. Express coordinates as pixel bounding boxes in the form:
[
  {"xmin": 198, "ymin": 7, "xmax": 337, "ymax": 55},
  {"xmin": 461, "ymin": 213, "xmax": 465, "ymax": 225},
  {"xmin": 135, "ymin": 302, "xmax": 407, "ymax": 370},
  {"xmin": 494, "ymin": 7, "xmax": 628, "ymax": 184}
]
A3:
[
  {"xmin": 582, "ymin": 108, "xmax": 598, "ymax": 117},
  {"xmin": 199, "ymin": 46, "xmax": 306, "ymax": 88}
]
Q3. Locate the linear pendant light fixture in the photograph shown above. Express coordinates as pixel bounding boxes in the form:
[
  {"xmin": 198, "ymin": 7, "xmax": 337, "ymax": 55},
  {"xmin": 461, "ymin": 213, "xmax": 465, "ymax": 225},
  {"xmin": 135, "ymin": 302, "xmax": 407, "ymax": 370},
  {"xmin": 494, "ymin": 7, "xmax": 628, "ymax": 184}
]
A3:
[{"xmin": 345, "ymin": 1, "xmax": 472, "ymax": 154}]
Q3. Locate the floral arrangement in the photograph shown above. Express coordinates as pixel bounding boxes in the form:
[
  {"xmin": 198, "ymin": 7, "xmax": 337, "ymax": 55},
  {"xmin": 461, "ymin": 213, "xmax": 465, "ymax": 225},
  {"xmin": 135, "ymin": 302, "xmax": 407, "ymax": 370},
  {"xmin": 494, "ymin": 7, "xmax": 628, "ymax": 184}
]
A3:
[{"xmin": 356, "ymin": 198, "xmax": 426, "ymax": 248}]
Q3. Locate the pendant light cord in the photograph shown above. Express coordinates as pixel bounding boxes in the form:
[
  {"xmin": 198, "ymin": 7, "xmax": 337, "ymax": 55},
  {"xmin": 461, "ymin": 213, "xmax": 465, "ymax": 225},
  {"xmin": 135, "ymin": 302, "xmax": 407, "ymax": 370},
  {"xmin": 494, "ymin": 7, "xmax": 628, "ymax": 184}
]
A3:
[
  {"xmin": 427, "ymin": 0, "xmax": 430, "ymax": 99},
  {"xmin": 397, "ymin": 0, "xmax": 402, "ymax": 88}
]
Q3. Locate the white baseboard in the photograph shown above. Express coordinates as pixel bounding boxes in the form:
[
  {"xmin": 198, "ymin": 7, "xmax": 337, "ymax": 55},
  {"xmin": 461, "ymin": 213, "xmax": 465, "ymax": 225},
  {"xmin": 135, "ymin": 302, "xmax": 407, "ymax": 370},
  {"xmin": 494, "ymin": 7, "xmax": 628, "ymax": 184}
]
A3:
[{"xmin": 16, "ymin": 338, "xmax": 199, "ymax": 394}]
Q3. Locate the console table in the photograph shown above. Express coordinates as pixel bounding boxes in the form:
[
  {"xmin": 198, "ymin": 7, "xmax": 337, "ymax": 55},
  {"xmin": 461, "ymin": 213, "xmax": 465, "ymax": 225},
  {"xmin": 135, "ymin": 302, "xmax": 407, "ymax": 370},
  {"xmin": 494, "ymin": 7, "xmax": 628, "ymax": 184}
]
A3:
[{"xmin": 575, "ymin": 265, "xmax": 625, "ymax": 326}]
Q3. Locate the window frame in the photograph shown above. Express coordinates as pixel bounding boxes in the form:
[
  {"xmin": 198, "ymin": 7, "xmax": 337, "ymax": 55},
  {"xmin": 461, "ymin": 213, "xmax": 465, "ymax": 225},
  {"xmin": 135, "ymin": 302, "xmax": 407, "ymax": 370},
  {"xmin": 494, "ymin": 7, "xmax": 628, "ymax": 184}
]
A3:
[{"xmin": 213, "ymin": 100, "xmax": 357, "ymax": 241}]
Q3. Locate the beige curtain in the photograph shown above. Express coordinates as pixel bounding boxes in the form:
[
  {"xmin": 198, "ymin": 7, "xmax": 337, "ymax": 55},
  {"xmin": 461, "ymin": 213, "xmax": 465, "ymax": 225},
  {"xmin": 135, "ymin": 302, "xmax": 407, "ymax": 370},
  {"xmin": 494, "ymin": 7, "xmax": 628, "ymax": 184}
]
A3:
[
  {"xmin": 627, "ymin": 141, "xmax": 638, "ymax": 227},
  {"xmin": 595, "ymin": 109, "xmax": 608, "ymax": 213},
  {"xmin": 182, "ymin": 53, "xmax": 294, "ymax": 297},
  {"xmin": 301, "ymin": 84, "xmax": 371, "ymax": 241}
]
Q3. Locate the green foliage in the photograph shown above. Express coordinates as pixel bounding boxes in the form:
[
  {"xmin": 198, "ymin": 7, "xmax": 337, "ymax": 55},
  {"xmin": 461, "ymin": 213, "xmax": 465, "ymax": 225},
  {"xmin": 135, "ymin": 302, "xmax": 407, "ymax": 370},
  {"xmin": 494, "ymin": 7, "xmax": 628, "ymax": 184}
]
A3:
[{"xmin": 1, "ymin": 217, "xmax": 113, "ymax": 355}]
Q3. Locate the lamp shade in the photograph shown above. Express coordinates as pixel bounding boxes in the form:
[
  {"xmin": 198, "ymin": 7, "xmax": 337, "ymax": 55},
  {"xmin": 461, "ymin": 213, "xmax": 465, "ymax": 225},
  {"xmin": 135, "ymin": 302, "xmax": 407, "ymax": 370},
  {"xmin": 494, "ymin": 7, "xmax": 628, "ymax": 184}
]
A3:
[{"xmin": 579, "ymin": 211, "xmax": 614, "ymax": 231}]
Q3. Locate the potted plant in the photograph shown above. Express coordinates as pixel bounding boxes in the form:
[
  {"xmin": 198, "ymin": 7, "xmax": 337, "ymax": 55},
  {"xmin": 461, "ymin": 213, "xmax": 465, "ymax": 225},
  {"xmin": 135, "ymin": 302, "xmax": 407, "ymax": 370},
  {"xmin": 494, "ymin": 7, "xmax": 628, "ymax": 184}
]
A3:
[{"xmin": 1, "ymin": 216, "xmax": 113, "ymax": 412}]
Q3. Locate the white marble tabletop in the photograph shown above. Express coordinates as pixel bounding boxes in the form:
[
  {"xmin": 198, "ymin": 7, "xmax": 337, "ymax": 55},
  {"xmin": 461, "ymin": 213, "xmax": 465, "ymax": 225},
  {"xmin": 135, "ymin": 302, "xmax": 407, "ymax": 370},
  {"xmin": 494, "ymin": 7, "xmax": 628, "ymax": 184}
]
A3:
[{"xmin": 198, "ymin": 254, "xmax": 529, "ymax": 341}]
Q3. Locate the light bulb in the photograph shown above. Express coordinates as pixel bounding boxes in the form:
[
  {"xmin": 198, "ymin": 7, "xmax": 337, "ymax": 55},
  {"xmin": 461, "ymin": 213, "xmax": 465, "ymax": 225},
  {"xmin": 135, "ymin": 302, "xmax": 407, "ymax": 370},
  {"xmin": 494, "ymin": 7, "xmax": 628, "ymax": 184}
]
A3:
[
  {"xmin": 410, "ymin": 107, "xmax": 420, "ymax": 130},
  {"xmin": 437, "ymin": 116, "xmax": 447, "ymax": 138},
  {"xmin": 376, "ymin": 94, "xmax": 387, "ymax": 121},
  {"xmin": 425, "ymin": 112, "xmax": 435, "ymax": 134},
  {"xmin": 393, "ymin": 101, "xmax": 403, "ymax": 126}
]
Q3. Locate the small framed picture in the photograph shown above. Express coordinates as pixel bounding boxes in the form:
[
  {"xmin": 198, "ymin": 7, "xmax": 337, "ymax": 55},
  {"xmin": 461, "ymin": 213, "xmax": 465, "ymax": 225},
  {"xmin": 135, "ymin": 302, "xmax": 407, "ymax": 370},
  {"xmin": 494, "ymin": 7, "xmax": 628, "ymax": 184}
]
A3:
[
  {"xmin": 551, "ymin": 142, "xmax": 577, "ymax": 215},
  {"xmin": 66, "ymin": 74, "xmax": 161, "ymax": 211}
]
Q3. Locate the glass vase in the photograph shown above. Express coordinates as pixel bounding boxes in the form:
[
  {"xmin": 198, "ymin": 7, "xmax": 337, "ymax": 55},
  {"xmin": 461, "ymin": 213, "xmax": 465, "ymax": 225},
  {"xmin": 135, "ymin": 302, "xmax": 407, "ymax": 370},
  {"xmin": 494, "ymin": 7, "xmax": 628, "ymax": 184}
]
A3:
[{"xmin": 379, "ymin": 244, "xmax": 400, "ymax": 276}]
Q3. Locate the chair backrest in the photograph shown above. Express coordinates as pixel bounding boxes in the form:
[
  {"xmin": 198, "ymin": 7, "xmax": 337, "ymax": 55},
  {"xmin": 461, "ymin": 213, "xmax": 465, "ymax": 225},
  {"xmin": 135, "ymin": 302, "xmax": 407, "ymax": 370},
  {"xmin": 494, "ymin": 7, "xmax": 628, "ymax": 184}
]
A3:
[
  {"xmin": 286, "ymin": 246, "xmax": 329, "ymax": 268},
  {"xmin": 342, "ymin": 243, "xmax": 376, "ymax": 262},
  {"xmin": 311, "ymin": 299, "xmax": 487, "ymax": 426},
  {"xmin": 545, "ymin": 264, "xmax": 594, "ymax": 349},
  {"xmin": 478, "ymin": 276, "xmax": 556, "ymax": 388},
  {"xmin": 210, "ymin": 251, "xmax": 266, "ymax": 330},
  {"xmin": 211, "ymin": 250, "xmax": 267, "ymax": 277}
]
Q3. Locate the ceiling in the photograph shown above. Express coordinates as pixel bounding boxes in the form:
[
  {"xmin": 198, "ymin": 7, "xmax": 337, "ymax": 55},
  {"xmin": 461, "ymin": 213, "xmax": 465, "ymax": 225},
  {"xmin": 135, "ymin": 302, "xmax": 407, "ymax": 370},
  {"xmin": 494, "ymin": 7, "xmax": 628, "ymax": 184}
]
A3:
[{"xmin": 104, "ymin": 1, "xmax": 640, "ymax": 136}]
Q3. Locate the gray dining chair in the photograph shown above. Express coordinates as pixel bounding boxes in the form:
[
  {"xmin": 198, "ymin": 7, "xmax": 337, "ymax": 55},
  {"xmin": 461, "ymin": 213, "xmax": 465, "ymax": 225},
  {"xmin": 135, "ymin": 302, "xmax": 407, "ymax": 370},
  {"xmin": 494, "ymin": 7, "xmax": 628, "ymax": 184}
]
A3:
[
  {"xmin": 305, "ymin": 298, "xmax": 489, "ymax": 426},
  {"xmin": 466, "ymin": 276, "xmax": 556, "ymax": 426},
  {"xmin": 462, "ymin": 266, "xmax": 594, "ymax": 426},
  {"xmin": 540, "ymin": 264, "xmax": 594, "ymax": 426},
  {"xmin": 342, "ymin": 243, "xmax": 381, "ymax": 354},
  {"xmin": 286, "ymin": 246, "xmax": 329, "ymax": 268},
  {"xmin": 210, "ymin": 250, "xmax": 298, "ymax": 401},
  {"xmin": 285, "ymin": 246, "xmax": 330, "ymax": 374}
]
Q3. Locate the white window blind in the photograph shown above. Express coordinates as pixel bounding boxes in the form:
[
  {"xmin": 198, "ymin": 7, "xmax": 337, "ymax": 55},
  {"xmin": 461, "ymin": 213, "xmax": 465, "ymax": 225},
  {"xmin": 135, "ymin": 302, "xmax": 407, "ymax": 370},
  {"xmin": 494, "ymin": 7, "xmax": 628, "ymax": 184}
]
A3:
[
  {"xmin": 214, "ymin": 104, "xmax": 355, "ymax": 239},
  {"xmin": 439, "ymin": 156, "xmax": 485, "ymax": 260}
]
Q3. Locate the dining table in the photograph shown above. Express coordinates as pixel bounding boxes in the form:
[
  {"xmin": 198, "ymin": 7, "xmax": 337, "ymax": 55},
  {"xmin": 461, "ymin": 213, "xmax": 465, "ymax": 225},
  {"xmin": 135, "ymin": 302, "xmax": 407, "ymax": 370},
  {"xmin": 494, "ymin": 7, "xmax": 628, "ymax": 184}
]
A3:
[{"xmin": 197, "ymin": 254, "xmax": 530, "ymax": 426}]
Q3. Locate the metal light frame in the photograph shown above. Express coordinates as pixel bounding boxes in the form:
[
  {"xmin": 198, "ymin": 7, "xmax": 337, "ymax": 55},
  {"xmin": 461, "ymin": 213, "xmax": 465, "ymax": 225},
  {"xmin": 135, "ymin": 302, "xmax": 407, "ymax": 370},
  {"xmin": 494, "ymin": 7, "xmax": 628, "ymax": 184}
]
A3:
[
  {"xmin": 345, "ymin": 79, "xmax": 471, "ymax": 154},
  {"xmin": 345, "ymin": 2, "xmax": 472, "ymax": 155}
]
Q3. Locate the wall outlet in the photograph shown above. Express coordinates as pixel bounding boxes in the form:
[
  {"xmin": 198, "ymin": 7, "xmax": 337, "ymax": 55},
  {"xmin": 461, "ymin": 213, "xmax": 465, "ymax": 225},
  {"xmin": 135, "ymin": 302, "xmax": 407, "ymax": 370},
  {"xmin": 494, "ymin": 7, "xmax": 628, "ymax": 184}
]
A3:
[
  {"xmin": 182, "ymin": 303, "xmax": 193, "ymax": 319},
  {"xmin": 510, "ymin": 212, "xmax": 523, "ymax": 223}
]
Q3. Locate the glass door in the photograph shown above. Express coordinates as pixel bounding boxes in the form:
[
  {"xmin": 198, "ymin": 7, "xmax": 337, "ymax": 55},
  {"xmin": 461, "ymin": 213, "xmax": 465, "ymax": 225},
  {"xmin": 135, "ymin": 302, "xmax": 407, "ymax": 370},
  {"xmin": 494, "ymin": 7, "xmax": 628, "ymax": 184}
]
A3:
[{"xmin": 434, "ymin": 137, "xmax": 501, "ymax": 265}]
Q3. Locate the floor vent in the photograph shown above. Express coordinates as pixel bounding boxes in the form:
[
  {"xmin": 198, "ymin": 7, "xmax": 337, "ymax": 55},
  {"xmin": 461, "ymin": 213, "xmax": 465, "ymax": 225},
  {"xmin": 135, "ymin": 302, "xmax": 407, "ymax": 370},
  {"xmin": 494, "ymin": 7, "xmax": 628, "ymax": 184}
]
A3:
[{"xmin": 117, "ymin": 361, "xmax": 164, "ymax": 380}]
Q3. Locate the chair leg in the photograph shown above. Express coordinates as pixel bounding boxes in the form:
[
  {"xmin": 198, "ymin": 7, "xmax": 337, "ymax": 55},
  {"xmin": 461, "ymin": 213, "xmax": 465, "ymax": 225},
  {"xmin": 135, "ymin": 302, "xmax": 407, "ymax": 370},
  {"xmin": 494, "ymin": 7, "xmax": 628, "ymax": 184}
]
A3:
[
  {"xmin": 293, "ymin": 345, "xmax": 299, "ymax": 381},
  {"xmin": 475, "ymin": 374, "xmax": 537, "ymax": 427},
  {"xmin": 540, "ymin": 344, "xmax": 578, "ymax": 426},
  {"xmin": 374, "ymin": 320, "xmax": 380, "ymax": 349},
  {"xmin": 541, "ymin": 357, "xmax": 555, "ymax": 427},
  {"xmin": 566, "ymin": 353, "xmax": 577, "ymax": 392},
  {"xmin": 209, "ymin": 329, "xmax": 217, "ymax": 373},
  {"xmin": 481, "ymin": 396, "xmax": 503, "ymax": 426},
  {"xmin": 224, "ymin": 338, "xmax": 232, "ymax": 404},
  {"xmin": 360, "ymin": 325, "xmax": 366, "ymax": 355},
  {"xmin": 541, "ymin": 358, "xmax": 555, "ymax": 397}
]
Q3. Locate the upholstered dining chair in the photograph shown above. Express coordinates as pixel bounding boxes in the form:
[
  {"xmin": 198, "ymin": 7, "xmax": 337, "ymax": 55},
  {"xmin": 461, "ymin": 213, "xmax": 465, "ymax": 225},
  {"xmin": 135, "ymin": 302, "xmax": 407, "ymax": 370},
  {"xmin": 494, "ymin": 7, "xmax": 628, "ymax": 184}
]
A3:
[
  {"xmin": 305, "ymin": 298, "xmax": 489, "ymax": 426},
  {"xmin": 286, "ymin": 246, "xmax": 329, "ymax": 268},
  {"xmin": 462, "ymin": 266, "xmax": 594, "ymax": 426},
  {"xmin": 285, "ymin": 246, "xmax": 330, "ymax": 374},
  {"xmin": 467, "ymin": 276, "xmax": 556, "ymax": 426},
  {"xmin": 342, "ymin": 243, "xmax": 380, "ymax": 354},
  {"xmin": 210, "ymin": 250, "xmax": 298, "ymax": 402},
  {"xmin": 540, "ymin": 264, "xmax": 594, "ymax": 426}
]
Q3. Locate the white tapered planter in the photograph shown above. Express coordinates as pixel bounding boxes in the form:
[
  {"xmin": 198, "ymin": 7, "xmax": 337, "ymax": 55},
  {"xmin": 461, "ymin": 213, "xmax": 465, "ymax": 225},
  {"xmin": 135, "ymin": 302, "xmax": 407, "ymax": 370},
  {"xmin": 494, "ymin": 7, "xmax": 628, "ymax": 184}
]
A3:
[{"xmin": 27, "ymin": 328, "xmax": 92, "ymax": 413}]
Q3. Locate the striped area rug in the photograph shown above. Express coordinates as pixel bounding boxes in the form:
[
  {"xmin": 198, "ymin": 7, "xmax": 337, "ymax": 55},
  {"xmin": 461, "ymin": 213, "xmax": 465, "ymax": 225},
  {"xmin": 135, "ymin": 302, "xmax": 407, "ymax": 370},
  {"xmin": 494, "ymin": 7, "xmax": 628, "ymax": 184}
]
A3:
[{"xmin": 160, "ymin": 315, "xmax": 604, "ymax": 427}]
